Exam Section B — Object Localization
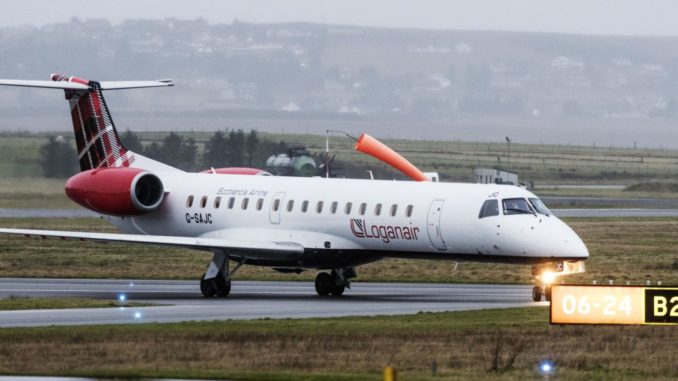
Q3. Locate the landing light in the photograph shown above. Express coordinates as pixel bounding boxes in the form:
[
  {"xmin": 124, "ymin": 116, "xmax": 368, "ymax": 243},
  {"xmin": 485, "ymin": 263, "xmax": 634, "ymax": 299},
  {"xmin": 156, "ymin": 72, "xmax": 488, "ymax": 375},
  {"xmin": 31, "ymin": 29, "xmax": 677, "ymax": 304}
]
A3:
[
  {"xmin": 542, "ymin": 271, "xmax": 556, "ymax": 284},
  {"xmin": 134, "ymin": 311, "xmax": 142, "ymax": 319}
]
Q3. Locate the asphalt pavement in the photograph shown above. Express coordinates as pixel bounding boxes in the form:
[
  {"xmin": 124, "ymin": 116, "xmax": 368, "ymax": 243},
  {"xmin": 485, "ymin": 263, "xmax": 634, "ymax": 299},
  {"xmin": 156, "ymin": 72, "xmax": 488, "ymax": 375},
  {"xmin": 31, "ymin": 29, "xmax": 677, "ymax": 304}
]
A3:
[{"xmin": 0, "ymin": 278, "xmax": 538, "ymax": 327}]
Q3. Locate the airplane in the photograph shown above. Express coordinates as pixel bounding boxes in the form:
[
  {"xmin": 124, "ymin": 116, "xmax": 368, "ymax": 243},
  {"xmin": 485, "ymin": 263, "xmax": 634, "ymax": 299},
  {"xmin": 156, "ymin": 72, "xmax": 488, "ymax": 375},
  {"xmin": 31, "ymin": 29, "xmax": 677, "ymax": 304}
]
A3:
[{"xmin": 0, "ymin": 74, "xmax": 588, "ymax": 302}]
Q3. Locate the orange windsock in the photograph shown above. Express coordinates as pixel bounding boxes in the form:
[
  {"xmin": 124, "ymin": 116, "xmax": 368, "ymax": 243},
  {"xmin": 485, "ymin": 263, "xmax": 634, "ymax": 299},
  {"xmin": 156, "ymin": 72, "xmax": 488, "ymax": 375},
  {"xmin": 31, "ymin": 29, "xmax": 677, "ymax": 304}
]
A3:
[{"xmin": 355, "ymin": 133, "xmax": 430, "ymax": 181}]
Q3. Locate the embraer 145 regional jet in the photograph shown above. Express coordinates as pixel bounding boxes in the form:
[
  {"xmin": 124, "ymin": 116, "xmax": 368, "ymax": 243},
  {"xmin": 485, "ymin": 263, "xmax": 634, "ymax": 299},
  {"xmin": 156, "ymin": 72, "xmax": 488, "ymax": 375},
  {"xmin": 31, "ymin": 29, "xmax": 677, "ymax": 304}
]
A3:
[{"xmin": 0, "ymin": 74, "xmax": 588, "ymax": 301}]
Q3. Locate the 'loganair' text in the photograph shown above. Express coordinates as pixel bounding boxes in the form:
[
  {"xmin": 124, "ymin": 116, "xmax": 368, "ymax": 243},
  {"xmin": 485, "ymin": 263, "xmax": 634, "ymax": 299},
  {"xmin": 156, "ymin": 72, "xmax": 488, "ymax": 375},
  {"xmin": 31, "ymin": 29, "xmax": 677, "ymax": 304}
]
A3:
[{"xmin": 350, "ymin": 219, "xmax": 420, "ymax": 243}]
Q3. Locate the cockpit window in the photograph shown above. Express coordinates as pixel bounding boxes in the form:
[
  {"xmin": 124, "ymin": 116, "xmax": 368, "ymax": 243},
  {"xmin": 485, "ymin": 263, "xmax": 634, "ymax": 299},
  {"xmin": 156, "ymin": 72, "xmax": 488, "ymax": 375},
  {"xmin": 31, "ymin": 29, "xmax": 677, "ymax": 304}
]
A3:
[
  {"xmin": 478, "ymin": 200, "xmax": 499, "ymax": 218},
  {"xmin": 529, "ymin": 198, "xmax": 551, "ymax": 216},
  {"xmin": 502, "ymin": 198, "xmax": 534, "ymax": 215}
]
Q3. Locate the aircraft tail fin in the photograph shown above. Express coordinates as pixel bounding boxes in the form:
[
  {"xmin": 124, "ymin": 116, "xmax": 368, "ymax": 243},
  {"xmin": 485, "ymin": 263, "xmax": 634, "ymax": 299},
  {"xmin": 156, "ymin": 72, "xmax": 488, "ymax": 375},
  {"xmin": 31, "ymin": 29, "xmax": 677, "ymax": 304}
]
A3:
[{"xmin": 0, "ymin": 74, "xmax": 179, "ymax": 173}]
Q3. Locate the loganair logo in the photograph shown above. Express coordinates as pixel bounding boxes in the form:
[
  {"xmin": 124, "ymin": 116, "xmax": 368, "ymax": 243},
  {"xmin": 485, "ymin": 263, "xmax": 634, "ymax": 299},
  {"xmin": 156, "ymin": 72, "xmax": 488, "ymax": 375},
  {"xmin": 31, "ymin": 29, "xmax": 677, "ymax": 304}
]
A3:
[{"xmin": 350, "ymin": 219, "xmax": 420, "ymax": 243}]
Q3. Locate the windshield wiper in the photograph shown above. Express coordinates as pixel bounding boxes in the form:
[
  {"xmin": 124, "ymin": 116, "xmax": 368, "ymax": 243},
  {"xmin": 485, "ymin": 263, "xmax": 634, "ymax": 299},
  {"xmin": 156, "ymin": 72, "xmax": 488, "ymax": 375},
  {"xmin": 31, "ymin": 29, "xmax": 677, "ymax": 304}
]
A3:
[{"xmin": 504, "ymin": 208, "xmax": 532, "ymax": 215}]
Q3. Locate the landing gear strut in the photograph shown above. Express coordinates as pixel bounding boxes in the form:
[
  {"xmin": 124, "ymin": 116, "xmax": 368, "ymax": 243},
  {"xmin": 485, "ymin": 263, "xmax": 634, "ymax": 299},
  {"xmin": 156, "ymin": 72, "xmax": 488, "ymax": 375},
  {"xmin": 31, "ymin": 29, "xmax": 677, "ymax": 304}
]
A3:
[
  {"xmin": 200, "ymin": 250, "xmax": 243, "ymax": 298},
  {"xmin": 315, "ymin": 268, "xmax": 356, "ymax": 296}
]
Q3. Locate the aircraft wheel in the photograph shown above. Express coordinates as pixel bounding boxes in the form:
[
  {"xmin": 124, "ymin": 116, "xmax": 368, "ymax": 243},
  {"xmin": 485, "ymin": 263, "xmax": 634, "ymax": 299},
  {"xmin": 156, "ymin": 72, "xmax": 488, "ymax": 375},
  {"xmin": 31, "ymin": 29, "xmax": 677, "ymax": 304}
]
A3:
[
  {"xmin": 330, "ymin": 284, "xmax": 345, "ymax": 296},
  {"xmin": 217, "ymin": 279, "xmax": 231, "ymax": 298},
  {"xmin": 544, "ymin": 285, "xmax": 551, "ymax": 302},
  {"xmin": 532, "ymin": 286, "xmax": 542, "ymax": 302},
  {"xmin": 200, "ymin": 273, "xmax": 217, "ymax": 297},
  {"xmin": 315, "ymin": 272, "xmax": 333, "ymax": 296}
]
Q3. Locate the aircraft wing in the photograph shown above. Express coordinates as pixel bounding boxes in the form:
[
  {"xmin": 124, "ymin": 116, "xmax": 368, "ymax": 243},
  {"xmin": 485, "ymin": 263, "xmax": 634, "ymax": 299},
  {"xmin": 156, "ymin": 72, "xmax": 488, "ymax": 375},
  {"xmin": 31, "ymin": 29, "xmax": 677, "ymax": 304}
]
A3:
[{"xmin": 0, "ymin": 228, "xmax": 304, "ymax": 260}]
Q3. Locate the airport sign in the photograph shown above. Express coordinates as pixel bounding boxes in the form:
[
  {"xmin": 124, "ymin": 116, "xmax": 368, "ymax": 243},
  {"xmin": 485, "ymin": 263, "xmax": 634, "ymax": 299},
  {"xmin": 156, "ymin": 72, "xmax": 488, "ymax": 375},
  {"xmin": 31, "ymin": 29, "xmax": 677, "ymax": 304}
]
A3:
[{"xmin": 550, "ymin": 285, "xmax": 678, "ymax": 325}]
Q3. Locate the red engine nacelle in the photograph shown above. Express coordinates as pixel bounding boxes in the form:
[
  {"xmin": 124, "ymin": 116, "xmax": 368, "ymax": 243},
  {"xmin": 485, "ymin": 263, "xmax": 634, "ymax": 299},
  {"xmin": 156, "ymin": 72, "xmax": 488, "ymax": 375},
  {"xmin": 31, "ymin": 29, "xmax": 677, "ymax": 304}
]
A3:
[
  {"xmin": 65, "ymin": 167, "xmax": 165, "ymax": 216},
  {"xmin": 201, "ymin": 167, "xmax": 272, "ymax": 175}
]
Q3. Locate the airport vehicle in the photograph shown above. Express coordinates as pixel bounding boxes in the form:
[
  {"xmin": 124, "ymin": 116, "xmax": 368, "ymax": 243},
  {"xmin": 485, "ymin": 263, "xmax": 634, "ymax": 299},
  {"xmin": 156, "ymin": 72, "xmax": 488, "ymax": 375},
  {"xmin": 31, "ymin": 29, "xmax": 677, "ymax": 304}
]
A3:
[{"xmin": 0, "ymin": 74, "xmax": 588, "ymax": 301}]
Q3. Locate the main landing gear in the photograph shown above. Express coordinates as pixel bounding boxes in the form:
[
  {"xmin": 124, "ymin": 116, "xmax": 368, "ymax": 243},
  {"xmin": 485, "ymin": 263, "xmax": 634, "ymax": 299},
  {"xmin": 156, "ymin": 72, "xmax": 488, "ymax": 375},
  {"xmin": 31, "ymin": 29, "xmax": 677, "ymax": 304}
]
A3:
[
  {"xmin": 200, "ymin": 250, "xmax": 244, "ymax": 298},
  {"xmin": 315, "ymin": 268, "xmax": 356, "ymax": 296}
]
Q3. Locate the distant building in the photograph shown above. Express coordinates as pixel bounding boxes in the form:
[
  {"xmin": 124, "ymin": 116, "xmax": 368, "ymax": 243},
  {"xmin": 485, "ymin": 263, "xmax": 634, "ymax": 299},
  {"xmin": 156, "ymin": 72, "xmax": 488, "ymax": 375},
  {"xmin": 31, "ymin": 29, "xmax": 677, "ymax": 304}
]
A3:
[{"xmin": 474, "ymin": 168, "xmax": 518, "ymax": 185}]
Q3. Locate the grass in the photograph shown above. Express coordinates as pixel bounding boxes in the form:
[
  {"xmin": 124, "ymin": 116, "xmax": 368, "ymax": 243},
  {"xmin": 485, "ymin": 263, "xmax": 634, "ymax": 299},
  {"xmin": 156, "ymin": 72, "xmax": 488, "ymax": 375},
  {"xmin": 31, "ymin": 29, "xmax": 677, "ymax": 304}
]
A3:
[
  {"xmin": 0, "ymin": 295, "xmax": 148, "ymax": 310},
  {"xmin": 0, "ymin": 307, "xmax": 675, "ymax": 380},
  {"xmin": 0, "ymin": 217, "xmax": 676, "ymax": 286},
  {"xmin": 0, "ymin": 178, "xmax": 75, "ymax": 209}
]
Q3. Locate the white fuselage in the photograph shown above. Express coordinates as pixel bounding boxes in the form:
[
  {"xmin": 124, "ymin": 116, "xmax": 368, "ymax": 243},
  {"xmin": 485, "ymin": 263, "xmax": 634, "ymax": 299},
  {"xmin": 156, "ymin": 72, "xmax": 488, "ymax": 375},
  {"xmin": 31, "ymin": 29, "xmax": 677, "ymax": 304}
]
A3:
[{"xmin": 108, "ymin": 173, "xmax": 589, "ymax": 269}]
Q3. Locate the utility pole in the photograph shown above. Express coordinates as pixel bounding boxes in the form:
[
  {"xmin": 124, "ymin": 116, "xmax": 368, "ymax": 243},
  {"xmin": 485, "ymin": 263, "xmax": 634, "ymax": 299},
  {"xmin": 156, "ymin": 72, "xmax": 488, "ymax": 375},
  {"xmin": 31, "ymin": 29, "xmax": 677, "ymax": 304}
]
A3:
[{"xmin": 505, "ymin": 136, "xmax": 511, "ymax": 164}]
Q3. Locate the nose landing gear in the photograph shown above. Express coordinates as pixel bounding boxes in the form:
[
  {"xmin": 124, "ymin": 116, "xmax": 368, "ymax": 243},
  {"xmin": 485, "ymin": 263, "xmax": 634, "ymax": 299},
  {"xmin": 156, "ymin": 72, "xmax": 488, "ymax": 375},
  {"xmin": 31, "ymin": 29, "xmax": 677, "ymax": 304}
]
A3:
[
  {"xmin": 532, "ymin": 285, "xmax": 551, "ymax": 302},
  {"xmin": 531, "ymin": 260, "xmax": 586, "ymax": 302}
]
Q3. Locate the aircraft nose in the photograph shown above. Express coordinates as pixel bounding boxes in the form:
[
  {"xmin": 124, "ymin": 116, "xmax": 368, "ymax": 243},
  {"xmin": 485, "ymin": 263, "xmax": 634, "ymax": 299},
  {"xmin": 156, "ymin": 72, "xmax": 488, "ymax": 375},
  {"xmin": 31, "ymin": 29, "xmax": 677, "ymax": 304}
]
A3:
[{"xmin": 557, "ymin": 220, "xmax": 589, "ymax": 259}]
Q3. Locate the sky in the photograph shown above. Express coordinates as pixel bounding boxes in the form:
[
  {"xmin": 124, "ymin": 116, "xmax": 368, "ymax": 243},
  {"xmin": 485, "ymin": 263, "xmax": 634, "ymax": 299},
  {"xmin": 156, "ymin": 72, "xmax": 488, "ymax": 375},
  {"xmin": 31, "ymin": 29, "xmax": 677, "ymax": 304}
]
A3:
[{"xmin": 0, "ymin": 0, "xmax": 676, "ymax": 36}]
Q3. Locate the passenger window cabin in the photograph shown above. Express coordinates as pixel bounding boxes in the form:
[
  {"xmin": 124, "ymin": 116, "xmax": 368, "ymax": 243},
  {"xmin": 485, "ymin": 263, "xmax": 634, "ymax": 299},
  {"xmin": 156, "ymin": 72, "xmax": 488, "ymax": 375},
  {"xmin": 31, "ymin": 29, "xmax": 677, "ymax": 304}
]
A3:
[
  {"xmin": 200, "ymin": 196, "xmax": 208, "ymax": 208},
  {"xmin": 272, "ymin": 199, "xmax": 281, "ymax": 212},
  {"xmin": 256, "ymin": 198, "xmax": 264, "ymax": 211},
  {"xmin": 228, "ymin": 197, "xmax": 235, "ymax": 209},
  {"xmin": 330, "ymin": 202, "xmax": 338, "ymax": 214},
  {"xmin": 186, "ymin": 195, "xmax": 194, "ymax": 208},
  {"xmin": 359, "ymin": 203, "xmax": 367, "ymax": 215},
  {"xmin": 214, "ymin": 196, "xmax": 221, "ymax": 209},
  {"xmin": 345, "ymin": 202, "xmax": 352, "ymax": 215},
  {"xmin": 316, "ymin": 201, "xmax": 324, "ymax": 213},
  {"xmin": 242, "ymin": 197, "xmax": 249, "ymax": 210},
  {"xmin": 287, "ymin": 200, "xmax": 294, "ymax": 212},
  {"xmin": 374, "ymin": 203, "xmax": 382, "ymax": 216},
  {"xmin": 390, "ymin": 204, "xmax": 398, "ymax": 217},
  {"xmin": 406, "ymin": 204, "xmax": 413, "ymax": 218},
  {"xmin": 301, "ymin": 200, "xmax": 309, "ymax": 213}
]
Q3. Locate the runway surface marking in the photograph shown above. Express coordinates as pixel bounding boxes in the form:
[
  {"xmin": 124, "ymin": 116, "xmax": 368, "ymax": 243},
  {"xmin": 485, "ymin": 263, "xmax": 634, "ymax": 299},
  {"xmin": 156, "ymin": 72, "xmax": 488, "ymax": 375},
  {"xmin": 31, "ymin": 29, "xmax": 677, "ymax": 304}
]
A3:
[{"xmin": 0, "ymin": 278, "xmax": 539, "ymax": 327}]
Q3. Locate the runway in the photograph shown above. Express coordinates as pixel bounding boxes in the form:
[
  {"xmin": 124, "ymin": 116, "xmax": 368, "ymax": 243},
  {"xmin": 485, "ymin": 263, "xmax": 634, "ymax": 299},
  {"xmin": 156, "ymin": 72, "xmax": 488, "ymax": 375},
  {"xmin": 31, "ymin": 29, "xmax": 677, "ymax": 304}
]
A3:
[{"xmin": 0, "ymin": 278, "xmax": 537, "ymax": 328}]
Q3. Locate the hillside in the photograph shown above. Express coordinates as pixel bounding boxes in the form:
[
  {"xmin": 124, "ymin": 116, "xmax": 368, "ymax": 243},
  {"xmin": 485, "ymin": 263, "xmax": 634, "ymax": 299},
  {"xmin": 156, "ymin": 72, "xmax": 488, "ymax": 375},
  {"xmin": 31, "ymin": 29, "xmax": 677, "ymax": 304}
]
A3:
[{"xmin": 1, "ymin": 19, "xmax": 678, "ymax": 147}]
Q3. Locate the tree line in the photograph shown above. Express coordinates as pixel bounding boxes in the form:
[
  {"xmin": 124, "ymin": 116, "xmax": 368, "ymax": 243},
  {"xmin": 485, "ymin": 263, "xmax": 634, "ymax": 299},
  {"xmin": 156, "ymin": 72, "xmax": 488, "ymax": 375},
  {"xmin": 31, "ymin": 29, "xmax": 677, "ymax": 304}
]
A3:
[
  {"xmin": 39, "ymin": 129, "xmax": 403, "ymax": 180},
  {"xmin": 39, "ymin": 129, "xmax": 289, "ymax": 177}
]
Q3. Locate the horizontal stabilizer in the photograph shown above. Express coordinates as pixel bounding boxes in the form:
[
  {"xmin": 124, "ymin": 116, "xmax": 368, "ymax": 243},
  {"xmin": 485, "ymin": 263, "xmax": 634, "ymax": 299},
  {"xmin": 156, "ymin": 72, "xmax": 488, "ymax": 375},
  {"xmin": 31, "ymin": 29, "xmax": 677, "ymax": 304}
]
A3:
[
  {"xmin": 99, "ymin": 80, "xmax": 174, "ymax": 90},
  {"xmin": 0, "ymin": 79, "xmax": 90, "ymax": 90},
  {"xmin": 0, "ymin": 78, "xmax": 174, "ymax": 90}
]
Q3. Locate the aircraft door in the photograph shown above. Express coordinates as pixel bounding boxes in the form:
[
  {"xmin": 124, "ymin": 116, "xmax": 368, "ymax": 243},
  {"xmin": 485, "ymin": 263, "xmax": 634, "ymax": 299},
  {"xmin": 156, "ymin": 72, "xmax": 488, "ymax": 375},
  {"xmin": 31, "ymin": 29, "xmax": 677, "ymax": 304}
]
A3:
[
  {"xmin": 427, "ymin": 199, "xmax": 447, "ymax": 251},
  {"xmin": 269, "ymin": 192, "xmax": 285, "ymax": 224}
]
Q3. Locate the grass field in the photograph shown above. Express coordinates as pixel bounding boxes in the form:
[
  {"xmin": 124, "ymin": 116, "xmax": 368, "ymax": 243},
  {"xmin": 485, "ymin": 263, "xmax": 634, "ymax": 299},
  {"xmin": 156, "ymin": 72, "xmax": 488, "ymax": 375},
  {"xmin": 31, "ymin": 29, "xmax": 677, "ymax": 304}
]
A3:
[
  {"xmin": 0, "ymin": 217, "xmax": 676, "ymax": 286},
  {"xmin": 0, "ymin": 307, "xmax": 675, "ymax": 380},
  {"xmin": 0, "ymin": 295, "xmax": 148, "ymax": 310}
]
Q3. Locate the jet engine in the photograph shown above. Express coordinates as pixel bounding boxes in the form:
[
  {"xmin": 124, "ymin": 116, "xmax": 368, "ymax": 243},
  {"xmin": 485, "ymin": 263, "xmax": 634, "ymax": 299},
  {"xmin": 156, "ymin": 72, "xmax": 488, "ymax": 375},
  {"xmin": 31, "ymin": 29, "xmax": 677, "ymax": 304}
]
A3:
[{"xmin": 65, "ymin": 167, "xmax": 165, "ymax": 216}]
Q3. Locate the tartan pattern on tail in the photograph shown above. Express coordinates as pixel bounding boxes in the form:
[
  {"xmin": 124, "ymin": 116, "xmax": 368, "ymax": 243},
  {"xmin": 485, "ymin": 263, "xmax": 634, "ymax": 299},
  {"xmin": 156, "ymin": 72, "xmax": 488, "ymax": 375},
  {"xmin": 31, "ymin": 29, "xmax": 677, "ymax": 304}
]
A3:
[{"xmin": 54, "ymin": 76, "xmax": 135, "ymax": 171}]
